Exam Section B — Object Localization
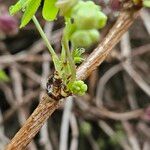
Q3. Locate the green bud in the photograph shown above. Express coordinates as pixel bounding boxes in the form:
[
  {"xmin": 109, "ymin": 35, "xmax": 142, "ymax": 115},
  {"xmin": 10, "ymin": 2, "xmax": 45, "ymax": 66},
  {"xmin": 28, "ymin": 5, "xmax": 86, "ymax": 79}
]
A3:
[
  {"xmin": 68, "ymin": 80, "xmax": 88, "ymax": 96},
  {"xmin": 56, "ymin": 0, "xmax": 78, "ymax": 16},
  {"xmin": 96, "ymin": 11, "xmax": 108, "ymax": 29},
  {"xmin": 71, "ymin": 1, "xmax": 107, "ymax": 29},
  {"xmin": 71, "ymin": 29, "xmax": 100, "ymax": 48},
  {"xmin": 71, "ymin": 30, "xmax": 92, "ymax": 48},
  {"xmin": 88, "ymin": 29, "xmax": 100, "ymax": 43}
]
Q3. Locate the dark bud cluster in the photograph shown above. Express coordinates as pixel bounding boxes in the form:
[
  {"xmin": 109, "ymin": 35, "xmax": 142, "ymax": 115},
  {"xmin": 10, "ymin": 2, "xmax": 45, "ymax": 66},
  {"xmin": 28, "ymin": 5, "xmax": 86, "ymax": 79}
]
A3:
[{"xmin": 0, "ymin": 6, "xmax": 18, "ymax": 39}]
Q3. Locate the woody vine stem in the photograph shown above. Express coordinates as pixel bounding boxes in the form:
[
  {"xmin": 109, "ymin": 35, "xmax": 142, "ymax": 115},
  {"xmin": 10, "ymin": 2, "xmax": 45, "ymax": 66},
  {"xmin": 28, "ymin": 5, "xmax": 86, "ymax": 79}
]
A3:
[{"xmin": 5, "ymin": 1, "xmax": 142, "ymax": 150}]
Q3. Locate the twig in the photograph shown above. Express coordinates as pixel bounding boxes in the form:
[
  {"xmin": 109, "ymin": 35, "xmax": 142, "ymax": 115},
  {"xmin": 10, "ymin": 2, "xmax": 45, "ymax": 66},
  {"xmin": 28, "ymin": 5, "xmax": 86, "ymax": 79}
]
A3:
[
  {"xmin": 0, "ymin": 90, "xmax": 39, "ymax": 125},
  {"xmin": 69, "ymin": 113, "xmax": 79, "ymax": 150},
  {"xmin": 120, "ymin": 31, "xmax": 150, "ymax": 97},
  {"xmin": 87, "ymin": 134, "xmax": 99, "ymax": 150},
  {"xmin": 95, "ymin": 64, "xmax": 122, "ymax": 107},
  {"xmin": 0, "ymin": 111, "xmax": 9, "ymax": 149},
  {"xmin": 0, "ymin": 82, "xmax": 15, "ymax": 106},
  {"xmin": 10, "ymin": 65, "xmax": 27, "ymax": 124},
  {"xmin": 140, "ymin": 9, "xmax": 150, "ymax": 35},
  {"xmin": 59, "ymin": 97, "xmax": 73, "ymax": 150},
  {"xmin": 0, "ymin": 43, "xmax": 149, "ymax": 65},
  {"xmin": 121, "ymin": 32, "xmax": 138, "ymax": 109},
  {"xmin": 5, "ymin": 2, "xmax": 141, "ymax": 149},
  {"xmin": 124, "ymin": 64, "xmax": 150, "ymax": 97},
  {"xmin": 143, "ymin": 141, "xmax": 150, "ymax": 150},
  {"xmin": 39, "ymin": 122, "xmax": 53, "ymax": 150},
  {"xmin": 0, "ymin": 54, "xmax": 51, "ymax": 64},
  {"xmin": 18, "ymin": 65, "xmax": 42, "ymax": 84},
  {"xmin": 137, "ymin": 122, "xmax": 150, "ymax": 139},
  {"xmin": 77, "ymin": 99, "xmax": 144, "ymax": 121},
  {"xmin": 122, "ymin": 121, "xmax": 141, "ymax": 150},
  {"xmin": 10, "ymin": 65, "xmax": 38, "ymax": 150},
  {"xmin": 98, "ymin": 120, "xmax": 132, "ymax": 150}
]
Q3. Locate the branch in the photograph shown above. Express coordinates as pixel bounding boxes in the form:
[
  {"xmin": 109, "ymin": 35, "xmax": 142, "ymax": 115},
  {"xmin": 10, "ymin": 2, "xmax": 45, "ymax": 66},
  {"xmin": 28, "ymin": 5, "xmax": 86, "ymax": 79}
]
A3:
[{"xmin": 5, "ymin": 2, "xmax": 141, "ymax": 150}]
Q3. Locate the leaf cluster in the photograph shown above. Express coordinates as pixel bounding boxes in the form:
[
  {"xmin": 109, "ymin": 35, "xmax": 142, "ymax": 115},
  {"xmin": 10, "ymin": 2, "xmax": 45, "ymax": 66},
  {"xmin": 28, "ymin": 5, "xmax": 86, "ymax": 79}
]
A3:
[{"xmin": 10, "ymin": 0, "xmax": 58, "ymax": 28}]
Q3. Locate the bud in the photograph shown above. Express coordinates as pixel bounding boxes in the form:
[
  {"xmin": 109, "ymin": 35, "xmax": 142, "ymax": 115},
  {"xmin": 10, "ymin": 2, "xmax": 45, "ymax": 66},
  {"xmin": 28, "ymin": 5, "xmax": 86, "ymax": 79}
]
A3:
[
  {"xmin": 71, "ymin": 29, "xmax": 100, "ymax": 48},
  {"xmin": 71, "ymin": 1, "xmax": 107, "ymax": 29},
  {"xmin": 68, "ymin": 80, "xmax": 88, "ymax": 96}
]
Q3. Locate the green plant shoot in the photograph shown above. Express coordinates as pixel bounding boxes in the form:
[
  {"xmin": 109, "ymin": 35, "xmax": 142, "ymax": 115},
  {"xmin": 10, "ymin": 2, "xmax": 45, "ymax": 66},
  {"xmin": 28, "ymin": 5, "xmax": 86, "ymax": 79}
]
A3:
[{"xmin": 9, "ymin": 0, "xmax": 108, "ymax": 96}]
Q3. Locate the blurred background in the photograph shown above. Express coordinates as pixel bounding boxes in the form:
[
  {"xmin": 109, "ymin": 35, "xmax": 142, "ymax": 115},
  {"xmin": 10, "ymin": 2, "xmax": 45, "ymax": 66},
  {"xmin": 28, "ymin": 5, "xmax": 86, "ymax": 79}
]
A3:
[{"xmin": 0, "ymin": 0, "xmax": 150, "ymax": 150}]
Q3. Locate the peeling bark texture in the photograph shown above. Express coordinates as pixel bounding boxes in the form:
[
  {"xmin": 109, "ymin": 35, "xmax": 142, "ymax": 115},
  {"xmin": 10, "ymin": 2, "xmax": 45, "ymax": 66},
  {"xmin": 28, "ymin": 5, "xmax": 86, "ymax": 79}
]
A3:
[
  {"xmin": 5, "ymin": 94, "xmax": 60, "ymax": 150},
  {"xmin": 5, "ymin": 2, "xmax": 141, "ymax": 150}
]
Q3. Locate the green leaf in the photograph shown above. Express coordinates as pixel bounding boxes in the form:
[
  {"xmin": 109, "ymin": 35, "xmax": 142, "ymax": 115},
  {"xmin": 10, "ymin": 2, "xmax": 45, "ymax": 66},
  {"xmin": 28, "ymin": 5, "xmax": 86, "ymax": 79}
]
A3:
[
  {"xmin": 143, "ymin": 0, "xmax": 150, "ymax": 7},
  {"xmin": 9, "ymin": 0, "xmax": 26, "ymax": 15},
  {"xmin": 0, "ymin": 70, "xmax": 9, "ymax": 82},
  {"xmin": 20, "ymin": 0, "xmax": 41, "ymax": 28},
  {"xmin": 42, "ymin": 0, "xmax": 59, "ymax": 21},
  {"xmin": 72, "ymin": 48, "xmax": 85, "ymax": 64}
]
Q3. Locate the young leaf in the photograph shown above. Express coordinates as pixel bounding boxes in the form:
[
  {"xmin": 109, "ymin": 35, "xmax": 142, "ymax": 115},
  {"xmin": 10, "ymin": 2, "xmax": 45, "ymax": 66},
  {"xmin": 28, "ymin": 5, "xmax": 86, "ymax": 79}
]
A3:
[
  {"xmin": 72, "ymin": 48, "xmax": 85, "ymax": 64},
  {"xmin": 42, "ymin": 0, "xmax": 59, "ymax": 21},
  {"xmin": 20, "ymin": 0, "xmax": 41, "ymax": 28},
  {"xmin": 9, "ymin": 0, "xmax": 26, "ymax": 15}
]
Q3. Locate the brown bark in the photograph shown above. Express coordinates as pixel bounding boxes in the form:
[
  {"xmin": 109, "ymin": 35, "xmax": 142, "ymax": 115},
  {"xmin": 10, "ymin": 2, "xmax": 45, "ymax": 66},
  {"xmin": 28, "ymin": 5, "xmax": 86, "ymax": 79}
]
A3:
[
  {"xmin": 5, "ymin": 2, "xmax": 141, "ymax": 150},
  {"xmin": 6, "ymin": 94, "xmax": 59, "ymax": 150}
]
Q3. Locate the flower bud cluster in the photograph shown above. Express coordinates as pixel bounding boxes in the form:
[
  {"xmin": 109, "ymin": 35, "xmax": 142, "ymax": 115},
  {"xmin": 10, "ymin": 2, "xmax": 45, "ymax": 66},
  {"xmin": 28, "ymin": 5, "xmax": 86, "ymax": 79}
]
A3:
[
  {"xmin": 70, "ymin": 1, "xmax": 107, "ymax": 48},
  {"xmin": 68, "ymin": 80, "xmax": 88, "ymax": 96}
]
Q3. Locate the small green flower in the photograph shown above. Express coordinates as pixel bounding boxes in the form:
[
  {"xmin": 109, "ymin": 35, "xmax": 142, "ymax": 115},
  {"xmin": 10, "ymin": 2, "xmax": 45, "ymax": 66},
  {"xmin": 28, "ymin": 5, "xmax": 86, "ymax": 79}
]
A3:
[
  {"xmin": 68, "ymin": 80, "xmax": 88, "ymax": 96},
  {"xmin": 71, "ymin": 29, "xmax": 100, "ymax": 48},
  {"xmin": 71, "ymin": 1, "xmax": 107, "ymax": 29}
]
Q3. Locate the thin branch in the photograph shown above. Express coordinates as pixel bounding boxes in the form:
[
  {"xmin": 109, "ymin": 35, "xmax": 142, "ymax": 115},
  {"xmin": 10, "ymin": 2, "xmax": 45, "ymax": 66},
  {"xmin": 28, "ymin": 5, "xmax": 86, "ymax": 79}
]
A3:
[
  {"xmin": 69, "ymin": 113, "xmax": 79, "ymax": 150},
  {"xmin": 122, "ymin": 121, "xmax": 141, "ymax": 150},
  {"xmin": 59, "ymin": 97, "xmax": 73, "ymax": 150},
  {"xmin": 95, "ymin": 64, "xmax": 122, "ymax": 107},
  {"xmin": 77, "ymin": 99, "xmax": 144, "ymax": 121},
  {"xmin": 140, "ymin": 9, "xmax": 150, "ymax": 35},
  {"xmin": 121, "ymin": 32, "xmax": 138, "ymax": 109},
  {"xmin": 98, "ymin": 121, "xmax": 132, "ymax": 150}
]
